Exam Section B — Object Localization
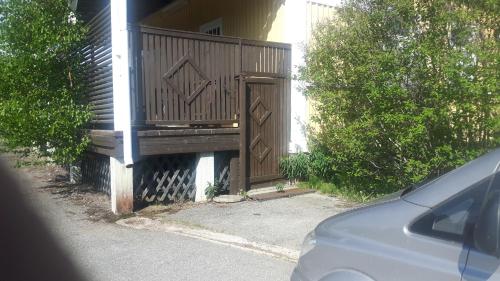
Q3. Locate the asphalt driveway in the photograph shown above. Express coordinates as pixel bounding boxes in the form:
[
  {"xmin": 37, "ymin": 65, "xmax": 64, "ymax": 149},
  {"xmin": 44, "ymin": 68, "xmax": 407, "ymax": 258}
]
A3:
[
  {"xmin": 1, "ymin": 152, "xmax": 354, "ymax": 280},
  {"xmin": 149, "ymin": 193, "xmax": 353, "ymax": 251}
]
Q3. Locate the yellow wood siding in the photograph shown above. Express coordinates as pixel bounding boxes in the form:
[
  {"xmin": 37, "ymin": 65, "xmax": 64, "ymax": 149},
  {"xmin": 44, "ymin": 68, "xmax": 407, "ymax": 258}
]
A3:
[
  {"xmin": 305, "ymin": 1, "xmax": 336, "ymax": 42},
  {"xmin": 304, "ymin": 1, "xmax": 336, "ymax": 132},
  {"xmin": 141, "ymin": 0, "xmax": 287, "ymax": 42},
  {"xmin": 141, "ymin": 0, "xmax": 336, "ymax": 43}
]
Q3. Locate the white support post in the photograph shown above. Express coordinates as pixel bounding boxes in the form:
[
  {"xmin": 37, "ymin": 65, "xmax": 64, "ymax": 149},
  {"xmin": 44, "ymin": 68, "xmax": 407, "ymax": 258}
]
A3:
[
  {"xmin": 110, "ymin": 157, "xmax": 134, "ymax": 213},
  {"xmin": 195, "ymin": 152, "xmax": 215, "ymax": 202},
  {"xmin": 284, "ymin": 0, "xmax": 342, "ymax": 153},
  {"xmin": 110, "ymin": 0, "xmax": 133, "ymax": 214},
  {"xmin": 285, "ymin": 0, "xmax": 308, "ymax": 153}
]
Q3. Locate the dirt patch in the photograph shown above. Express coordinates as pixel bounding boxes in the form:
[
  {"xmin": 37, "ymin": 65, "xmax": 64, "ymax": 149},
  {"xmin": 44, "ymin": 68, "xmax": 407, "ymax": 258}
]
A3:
[
  {"xmin": 1, "ymin": 152, "xmax": 128, "ymax": 223},
  {"xmin": 138, "ymin": 202, "xmax": 196, "ymax": 218}
]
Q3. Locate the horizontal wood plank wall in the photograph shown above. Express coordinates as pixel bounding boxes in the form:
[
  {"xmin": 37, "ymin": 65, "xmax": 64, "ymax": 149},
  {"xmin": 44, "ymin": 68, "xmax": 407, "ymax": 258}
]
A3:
[
  {"xmin": 137, "ymin": 128, "xmax": 239, "ymax": 155},
  {"xmin": 86, "ymin": 130, "xmax": 123, "ymax": 157},
  {"xmin": 82, "ymin": 5, "xmax": 114, "ymax": 126}
]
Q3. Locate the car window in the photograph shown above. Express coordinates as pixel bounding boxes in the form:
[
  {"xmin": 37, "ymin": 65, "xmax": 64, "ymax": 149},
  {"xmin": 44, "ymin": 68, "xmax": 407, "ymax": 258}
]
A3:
[
  {"xmin": 410, "ymin": 175, "xmax": 492, "ymax": 243},
  {"xmin": 472, "ymin": 171, "xmax": 500, "ymax": 255}
]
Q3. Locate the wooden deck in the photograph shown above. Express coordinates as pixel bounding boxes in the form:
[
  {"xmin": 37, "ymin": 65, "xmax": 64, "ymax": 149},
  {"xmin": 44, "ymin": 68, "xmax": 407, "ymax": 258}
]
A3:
[
  {"xmin": 83, "ymin": 17, "xmax": 291, "ymax": 189},
  {"xmin": 87, "ymin": 130, "xmax": 123, "ymax": 157}
]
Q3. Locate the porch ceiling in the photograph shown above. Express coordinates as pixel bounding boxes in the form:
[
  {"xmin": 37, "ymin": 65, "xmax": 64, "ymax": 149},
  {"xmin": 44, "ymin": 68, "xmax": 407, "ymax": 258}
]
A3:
[{"xmin": 76, "ymin": 0, "xmax": 174, "ymax": 23}]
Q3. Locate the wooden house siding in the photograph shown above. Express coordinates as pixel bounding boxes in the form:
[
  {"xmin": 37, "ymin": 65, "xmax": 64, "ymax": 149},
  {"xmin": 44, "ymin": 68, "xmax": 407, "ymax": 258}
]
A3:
[
  {"xmin": 305, "ymin": 1, "xmax": 336, "ymax": 42},
  {"xmin": 140, "ymin": 0, "xmax": 287, "ymax": 42},
  {"xmin": 82, "ymin": 5, "xmax": 114, "ymax": 126}
]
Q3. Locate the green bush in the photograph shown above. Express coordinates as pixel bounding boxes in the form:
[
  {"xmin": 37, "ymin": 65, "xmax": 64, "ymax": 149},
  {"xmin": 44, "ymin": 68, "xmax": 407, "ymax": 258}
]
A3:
[
  {"xmin": 299, "ymin": 0, "xmax": 499, "ymax": 196},
  {"xmin": 279, "ymin": 153, "xmax": 310, "ymax": 182},
  {"xmin": 308, "ymin": 144, "xmax": 335, "ymax": 182},
  {"xmin": 280, "ymin": 145, "xmax": 336, "ymax": 183},
  {"xmin": 0, "ymin": 0, "xmax": 91, "ymax": 164}
]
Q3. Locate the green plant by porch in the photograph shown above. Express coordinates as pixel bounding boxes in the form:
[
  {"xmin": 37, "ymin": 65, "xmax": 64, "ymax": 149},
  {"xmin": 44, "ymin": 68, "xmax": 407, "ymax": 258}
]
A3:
[{"xmin": 0, "ymin": 0, "xmax": 91, "ymax": 164}]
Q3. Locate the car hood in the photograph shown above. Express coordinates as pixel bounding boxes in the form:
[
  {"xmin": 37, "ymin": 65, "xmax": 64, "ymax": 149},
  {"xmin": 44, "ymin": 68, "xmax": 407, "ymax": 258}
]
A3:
[
  {"xmin": 403, "ymin": 149, "xmax": 500, "ymax": 208},
  {"xmin": 314, "ymin": 192, "xmax": 404, "ymax": 235},
  {"xmin": 314, "ymin": 198, "xmax": 427, "ymax": 243}
]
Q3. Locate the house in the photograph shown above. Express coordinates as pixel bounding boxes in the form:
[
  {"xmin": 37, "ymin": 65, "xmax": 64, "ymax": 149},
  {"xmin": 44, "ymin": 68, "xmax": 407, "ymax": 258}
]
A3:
[{"xmin": 74, "ymin": 0, "xmax": 338, "ymax": 214}]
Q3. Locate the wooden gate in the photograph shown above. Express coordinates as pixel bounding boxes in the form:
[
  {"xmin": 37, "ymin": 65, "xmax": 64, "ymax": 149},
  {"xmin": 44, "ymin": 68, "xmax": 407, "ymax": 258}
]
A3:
[
  {"xmin": 246, "ymin": 78, "xmax": 279, "ymax": 183},
  {"xmin": 239, "ymin": 76, "xmax": 289, "ymax": 187}
]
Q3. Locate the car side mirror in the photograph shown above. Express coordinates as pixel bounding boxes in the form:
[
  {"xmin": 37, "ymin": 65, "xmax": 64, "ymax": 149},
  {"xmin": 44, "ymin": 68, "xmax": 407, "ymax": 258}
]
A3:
[{"xmin": 474, "ymin": 191, "xmax": 500, "ymax": 258}]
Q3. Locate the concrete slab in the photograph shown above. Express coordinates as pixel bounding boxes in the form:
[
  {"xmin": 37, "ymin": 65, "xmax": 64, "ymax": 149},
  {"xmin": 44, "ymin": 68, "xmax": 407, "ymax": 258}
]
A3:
[
  {"xmin": 155, "ymin": 192, "xmax": 356, "ymax": 251},
  {"xmin": 247, "ymin": 184, "xmax": 295, "ymax": 196},
  {"xmin": 213, "ymin": 194, "xmax": 244, "ymax": 203},
  {"xmin": 249, "ymin": 188, "xmax": 315, "ymax": 201}
]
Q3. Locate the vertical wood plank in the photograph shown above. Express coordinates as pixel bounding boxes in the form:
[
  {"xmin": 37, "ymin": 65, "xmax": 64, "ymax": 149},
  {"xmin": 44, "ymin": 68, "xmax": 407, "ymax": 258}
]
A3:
[
  {"xmin": 155, "ymin": 35, "xmax": 161, "ymax": 120},
  {"xmin": 239, "ymin": 77, "xmax": 247, "ymax": 190},
  {"xmin": 200, "ymin": 41, "xmax": 207, "ymax": 119},
  {"xmin": 194, "ymin": 39, "xmax": 200, "ymax": 120},
  {"xmin": 177, "ymin": 38, "xmax": 184, "ymax": 121},
  {"xmin": 147, "ymin": 34, "xmax": 155, "ymax": 121},
  {"xmin": 215, "ymin": 42, "xmax": 221, "ymax": 121},
  {"xmin": 160, "ymin": 36, "xmax": 166, "ymax": 120},
  {"xmin": 211, "ymin": 41, "xmax": 217, "ymax": 121},
  {"xmin": 167, "ymin": 36, "xmax": 173, "ymax": 120},
  {"xmin": 183, "ymin": 38, "xmax": 190, "ymax": 121},
  {"xmin": 229, "ymin": 44, "xmax": 235, "ymax": 119},
  {"xmin": 172, "ymin": 37, "xmax": 179, "ymax": 120}
]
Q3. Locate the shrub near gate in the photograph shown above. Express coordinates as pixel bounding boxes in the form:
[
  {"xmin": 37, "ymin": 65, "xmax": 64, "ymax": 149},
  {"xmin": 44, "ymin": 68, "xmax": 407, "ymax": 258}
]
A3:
[{"xmin": 279, "ymin": 153, "xmax": 310, "ymax": 182}]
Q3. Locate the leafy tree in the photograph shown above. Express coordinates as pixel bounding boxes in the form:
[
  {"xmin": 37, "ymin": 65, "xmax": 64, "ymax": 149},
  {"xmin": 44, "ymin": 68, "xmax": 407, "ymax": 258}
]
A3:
[
  {"xmin": 0, "ymin": 0, "xmax": 91, "ymax": 164},
  {"xmin": 300, "ymin": 0, "xmax": 499, "ymax": 196}
]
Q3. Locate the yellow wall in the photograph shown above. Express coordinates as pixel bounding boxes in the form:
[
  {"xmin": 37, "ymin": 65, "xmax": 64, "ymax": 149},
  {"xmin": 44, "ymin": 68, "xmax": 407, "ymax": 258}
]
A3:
[
  {"xmin": 305, "ymin": 1, "xmax": 336, "ymax": 132},
  {"xmin": 141, "ymin": 0, "xmax": 335, "ymax": 43},
  {"xmin": 141, "ymin": 0, "xmax": 287, "ymax": 42},
  {"xmin": 305, "ymin": 1, "xmax": 336, "ymax": 42}
]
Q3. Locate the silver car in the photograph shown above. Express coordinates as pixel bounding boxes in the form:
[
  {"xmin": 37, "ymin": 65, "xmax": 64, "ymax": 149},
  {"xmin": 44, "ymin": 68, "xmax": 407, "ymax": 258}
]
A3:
[{"xmin": 292, "ymin": 149, "xmax": 500, "ymax": 281}]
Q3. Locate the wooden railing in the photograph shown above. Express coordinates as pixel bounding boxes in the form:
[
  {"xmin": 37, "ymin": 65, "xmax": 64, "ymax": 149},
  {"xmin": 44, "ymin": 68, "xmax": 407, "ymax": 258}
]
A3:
[{"xmin": 130, "ymin": 26, "xmax": 291, "ymax": 127}]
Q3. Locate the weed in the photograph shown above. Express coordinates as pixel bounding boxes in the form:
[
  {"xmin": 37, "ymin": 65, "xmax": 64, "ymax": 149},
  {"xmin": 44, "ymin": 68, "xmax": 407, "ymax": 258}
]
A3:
[
  {"xmin": 238, "ymin": 188, "xmax": 248, "ymax": 199},
  {"xmin": 275, "ymin": 183, "xmax": 285, "ymax": 193},
  {"xmin": 205, "ymin": 180, "xmax": 224, "ymax": 200}
]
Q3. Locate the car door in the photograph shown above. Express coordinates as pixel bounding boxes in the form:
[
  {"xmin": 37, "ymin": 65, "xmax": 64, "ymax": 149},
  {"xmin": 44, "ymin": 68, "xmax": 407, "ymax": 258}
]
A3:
[
  {"xmin": 462, "ymin": 171, "xmax": 500, "ymax": 281},
  {"xmin": 462, "ymin": 251, "xmax": 500, "ymax": 281},
  {"xmin": 407, "ymin": 175, "xmax": 494, "ymax": 281}
]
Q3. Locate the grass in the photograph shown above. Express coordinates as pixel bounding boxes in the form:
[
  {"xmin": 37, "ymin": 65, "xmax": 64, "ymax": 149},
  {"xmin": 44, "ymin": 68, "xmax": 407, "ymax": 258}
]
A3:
[{"xmin": 298, "ymin": 177, "xmax": 375, "ymax": 203}]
